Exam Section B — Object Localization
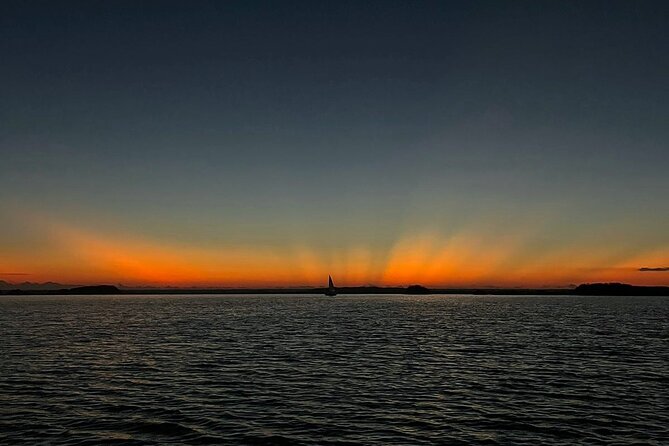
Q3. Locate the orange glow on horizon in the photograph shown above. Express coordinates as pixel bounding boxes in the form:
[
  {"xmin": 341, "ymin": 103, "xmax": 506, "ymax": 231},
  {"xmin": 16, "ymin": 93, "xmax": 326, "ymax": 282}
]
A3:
[{"xmin": 2, "ymin": 212, "xmax": 668, "ymax": 288}]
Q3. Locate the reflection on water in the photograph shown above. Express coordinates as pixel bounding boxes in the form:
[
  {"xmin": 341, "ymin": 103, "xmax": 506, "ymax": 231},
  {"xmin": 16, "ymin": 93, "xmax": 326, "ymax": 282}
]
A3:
[{"xmin": 1, "ymin": 294, "xmax": 668, "ymax": 444}]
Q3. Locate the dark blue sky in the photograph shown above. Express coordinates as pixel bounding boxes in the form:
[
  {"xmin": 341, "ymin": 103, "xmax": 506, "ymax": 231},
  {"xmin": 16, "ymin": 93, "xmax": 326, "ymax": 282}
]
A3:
[{"xmin": 1, "ymin": 1, "xmax": 668, "ymax": 285}]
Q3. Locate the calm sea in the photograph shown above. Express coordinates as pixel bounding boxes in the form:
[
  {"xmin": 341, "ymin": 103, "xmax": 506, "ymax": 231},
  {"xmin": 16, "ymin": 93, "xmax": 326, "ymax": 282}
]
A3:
[{"xmin": 1, "ymin": 294, "xmax": 667, "ymax": 445}]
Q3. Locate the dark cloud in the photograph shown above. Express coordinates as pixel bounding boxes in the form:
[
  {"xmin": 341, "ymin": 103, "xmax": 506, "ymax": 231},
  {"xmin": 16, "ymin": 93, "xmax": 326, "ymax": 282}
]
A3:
[{"xmin": 639, "ymin": 267, "xmax": 669, "ymax": 272}]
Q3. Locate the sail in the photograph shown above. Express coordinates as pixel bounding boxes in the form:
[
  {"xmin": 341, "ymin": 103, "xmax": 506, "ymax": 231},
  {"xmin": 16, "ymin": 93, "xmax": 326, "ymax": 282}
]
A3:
[{"xmin": 325, "ymin": 275, "xmax": 337, "ymax": 296}]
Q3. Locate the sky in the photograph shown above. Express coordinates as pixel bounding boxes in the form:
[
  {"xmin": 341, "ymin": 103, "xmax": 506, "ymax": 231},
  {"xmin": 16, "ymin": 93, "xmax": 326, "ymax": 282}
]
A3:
[{"xmin": 1, "ymin": 0, "xmax": 668, "ymax": 287}]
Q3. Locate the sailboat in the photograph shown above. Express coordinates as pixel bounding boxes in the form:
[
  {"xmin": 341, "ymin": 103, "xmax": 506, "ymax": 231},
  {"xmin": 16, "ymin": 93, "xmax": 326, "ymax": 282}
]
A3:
[{"xmin": 325, "ymin": 275, "xmax": 337, "ymax": 296}]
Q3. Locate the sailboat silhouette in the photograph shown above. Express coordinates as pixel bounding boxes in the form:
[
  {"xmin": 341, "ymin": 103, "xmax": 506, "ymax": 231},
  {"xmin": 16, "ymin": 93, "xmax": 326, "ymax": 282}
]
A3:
[{"xmin": 325, "ymin": 275, "xmax": 337, "ymax": 296}]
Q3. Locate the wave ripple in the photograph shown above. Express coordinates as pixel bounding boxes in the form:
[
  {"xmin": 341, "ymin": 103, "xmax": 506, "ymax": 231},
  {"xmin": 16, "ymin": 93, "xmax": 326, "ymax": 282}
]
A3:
[{"xmin": 1, "ymin": 294, "xmax": 668, "ymax": 444}]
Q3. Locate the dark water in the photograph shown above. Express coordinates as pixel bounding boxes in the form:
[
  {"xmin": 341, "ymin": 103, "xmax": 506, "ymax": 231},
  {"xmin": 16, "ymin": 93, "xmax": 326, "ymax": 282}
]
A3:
[{"xmin": 1, "ymin": 294, "xmax": 668, "ymax": 445}]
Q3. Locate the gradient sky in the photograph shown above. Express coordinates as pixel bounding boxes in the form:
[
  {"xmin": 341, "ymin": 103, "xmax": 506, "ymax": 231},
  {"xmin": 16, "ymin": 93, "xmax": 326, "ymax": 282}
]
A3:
[{"xmin": 2, "ymin": 0, "xmax": 668, "ymax": 287}]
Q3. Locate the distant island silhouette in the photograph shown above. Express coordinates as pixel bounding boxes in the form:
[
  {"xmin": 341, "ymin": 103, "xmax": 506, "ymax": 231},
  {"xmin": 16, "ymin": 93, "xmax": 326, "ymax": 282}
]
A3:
[
  {"xmin": 3, "ymin": 285, "xmax": 121, "ymax": 295},
  {"xmin": 1, "ymin": 282, "xmax": 667, "ymax": 296},
  {"xmin": 406, "ymin": 285, "xmax": 431, "ymax": 294},
  {"xmin": 573, "ymin": 283, "xmax": 669, "ymax": 296},
  {"xmin": 64, "ymin": 285, "xmax": 121, "ymax": 294}
]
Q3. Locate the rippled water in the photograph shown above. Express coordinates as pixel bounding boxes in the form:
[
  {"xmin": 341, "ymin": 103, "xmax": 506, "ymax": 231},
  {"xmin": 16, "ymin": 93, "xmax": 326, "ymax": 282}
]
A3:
[{"xmin": 1, "ymin": 294, "xmax": 668, "ymax": 445}]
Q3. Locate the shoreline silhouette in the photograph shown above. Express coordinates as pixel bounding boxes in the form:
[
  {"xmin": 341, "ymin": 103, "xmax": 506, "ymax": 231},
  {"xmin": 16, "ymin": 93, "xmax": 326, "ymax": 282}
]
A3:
[{"xmin": 1, "ymin": 283, "xmax": 668, "ymax": 296}]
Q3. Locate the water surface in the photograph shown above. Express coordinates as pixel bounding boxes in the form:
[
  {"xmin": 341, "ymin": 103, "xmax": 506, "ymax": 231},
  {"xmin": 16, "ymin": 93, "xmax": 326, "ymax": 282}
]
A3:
[{"xmin": 1, "ymin": 294, "xmax": 667, "ymax": 445}]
